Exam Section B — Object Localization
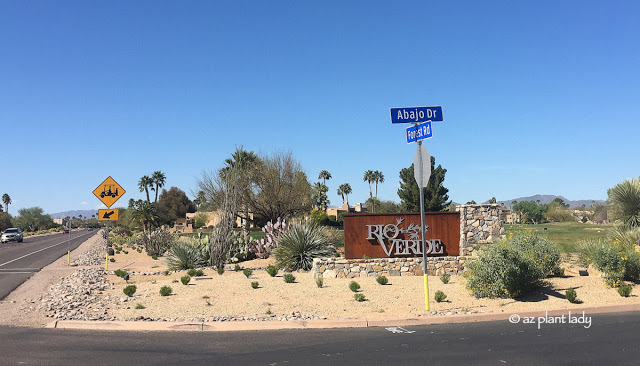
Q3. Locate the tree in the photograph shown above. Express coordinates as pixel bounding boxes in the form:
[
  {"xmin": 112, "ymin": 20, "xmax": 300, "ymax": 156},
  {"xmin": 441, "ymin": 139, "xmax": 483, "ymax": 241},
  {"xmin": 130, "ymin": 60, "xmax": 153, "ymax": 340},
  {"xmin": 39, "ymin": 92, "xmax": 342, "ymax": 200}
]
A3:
[
  {"xmin": 151, "ymin": 171, "xmax": 167, "ymax": 203},
  {"xmin": 156, "ymin": 187, "xmax": 196, "ymax": 226},
  {"xmin": 337, "ymin": 183, "xmax": 352, "ymax": 206},
  {"xmin": 466, "ymin": 200, "xmax": 477, "ymax": 204},
  {"xmin": 13, "ymin": 207, "xmax": 54, "ymax": 232},
  {"xmin": 607, "ymin": 178, "xmax": 640, "ymax": 229},
  {"xmin": 370, "ymin": 170, "xmax": 385, "ymax": 213},
  {"xmin": 397, "ymin": 156, "xmax": 451, "ymax": 212},
  {"xmin": 488, "ymin": 197, "xmax": 497, "ymax": 204},
  {"xmin": 363, "ymin": 170, "xmax": 374, "ymax": 198},
  {"xmin": 552, "ymin": 198, "xmax": 569, "ymax": 208},
  {"xmin": 366, "ymin": 197, "xmax": 401, "ymax": 213},
  {"xmin": 0, "ymin": 212, "xmax": 12, "ymax": 232},
  {"xmin": 138, "ymin": 175, "xmax": 153, "ymax": 203},
  {"xmin": 2, "ymin": 194, "xmax": 11, "ymax": 214},
  {"xmin": 221, "ymin": 146, "xmax": 259, "ymax": 232},
  {"xmin": 318, "ymin": 170, "xmax": 332, "ymax": 186},
  {"xmin": 197, "ymin": 150, "xmax": 312, "ymax": 225},
  {"xmin": 512, "ymin": 200, "xmax": 549, "ymax": 225},
  {"xmin": 312, "ymin": 182, "xmax": 330, "ymax": 211},
  {"xmin": 131, "ymin": 200, "xmax": 158, "ymax": 232}
]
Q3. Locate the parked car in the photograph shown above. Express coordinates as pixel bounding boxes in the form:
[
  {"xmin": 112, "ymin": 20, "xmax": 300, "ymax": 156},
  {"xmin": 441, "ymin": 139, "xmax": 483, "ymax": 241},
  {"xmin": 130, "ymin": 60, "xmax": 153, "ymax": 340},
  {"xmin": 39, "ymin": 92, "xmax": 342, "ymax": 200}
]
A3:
[
  {"xmin": 1, "ymin": 228, "xmax": 24, "ymax": 243},
  {"xmin": 63, "ymin": 229, "xmax": 70, "ymax": 234}
]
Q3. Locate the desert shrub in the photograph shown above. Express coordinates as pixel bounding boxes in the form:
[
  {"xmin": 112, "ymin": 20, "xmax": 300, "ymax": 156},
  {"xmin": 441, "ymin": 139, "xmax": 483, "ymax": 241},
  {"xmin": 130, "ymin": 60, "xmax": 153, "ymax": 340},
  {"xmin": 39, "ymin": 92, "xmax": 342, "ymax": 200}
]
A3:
[
  {"xmin": 349, "ymin": 281, "xmax": 361, "ymax": 292},
  {"xmin": 152, "ymin": 255, "xmax": 158, "ymax": 260},
  {"xmin": 187, "ymin": 269, "xmax": 197, "ymax": 277},
  {"xmin": 135, "ymin": 303, "xmax": 145, "ymax": 309},
  {"xmin": 316, "ymin": 277, "xmax": 323, "ymax": 288},
  {"xmin": 165, "ymin": 239, "xmax": 208, "ymax": 271},
  {"xmin": 619, "ymin": 284, "xmax": 633, "ymax": 297},
  {"xmin": 139, "ymin": 230, "xmax": 176, "ymax": 257},
  {"xmin": 434, "ymin": 290, "xmax": 447, "ymax": 302},
  {"xmin": 582, "ymin": 236, "xmax": 640, "ymax": 287},
  {"xmin": 234, "ymin": 264, "xmax": 241, "ymax": 272},
  {"xmin": 243, "ymin": 268, "xmax": 253, "ymax": 278},
  {"xmin": 251, "ymin": 281, "xmax": 259, "ymax": 289},
  {"xmin": 507, "ymin": 232, "xmax": 560, "ymax": 277},
  {"xmin": 217, "ymin": 266, "xmax": 225, "ymax": 275},
  {"xmin": 110, "ymin": 258, "xmax": 115, "ymax": 262},
  {"xmin": 123, "ymin": 285, "xmax": 137, "ymax": 297},
  {"xmin": 376, "ymin": 275, "xmax": 388, "ymax": 285},
  {"xmin": 273, "ymin": 222, "xmax": 336, "ymax": 271},
  {"xmin": 283, "ymin": 273, "xmax": 296, "ymax": 283},
  {"xmin": 466, "ymin": 233, "xmax": 561, "ymax": 299},
  {"xmin": 566, "ymin": 287, "xmax": 577, "ymax": 303},
  {"xmin": 160, "ymin": 286, "xmax": 172, "ymax": 296},
  {"xmin": 266, "ymin": 265, "xmax": 278, "ymax": 277},
  {"xmin": 466, "ymin": 246, "xmax": 540, "ymax": 299},
  {"xmin": 354, "ymin": 293, "xmax": 366, "ymax": 302},
  {"xmin": 440, "ymin": 273, "xmax": 451, "ymax": 284},
  {"xmin": 195, "ymin": 269, "xmax": 204, "ymax": 276},
  {"xmin": 114, "ymin": 269, "xmax": 127, "ymax": 278},
  {"xmin": 181, "ymin": 275, "xmax": 191, "ymax": 285},
  {"xmin": 108, "ymin": 248, "xmax": 115, "ymax": 256}
]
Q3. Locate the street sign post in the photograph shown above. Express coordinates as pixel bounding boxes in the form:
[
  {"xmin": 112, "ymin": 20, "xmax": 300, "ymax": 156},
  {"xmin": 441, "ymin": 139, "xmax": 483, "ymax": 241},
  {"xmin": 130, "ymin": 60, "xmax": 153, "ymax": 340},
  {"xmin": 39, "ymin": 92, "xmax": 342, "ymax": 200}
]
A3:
[
  {"xmin": 406, "ymin": 121, "xmax": 433, "ymax": 144},
  {"xmin": 391, "ymin": 104, "xmax": 444, "ymax": 312},
  {"xmin": 93, "ymin": 176, "xmax": 126, "ymax": 270},
  {"xmin": 390, "ymin": 106, "xmax": 443, "ymax": 124},
  {"xmin": 98, "ymin": 209, "xmax": 119, "ymax": 221}
]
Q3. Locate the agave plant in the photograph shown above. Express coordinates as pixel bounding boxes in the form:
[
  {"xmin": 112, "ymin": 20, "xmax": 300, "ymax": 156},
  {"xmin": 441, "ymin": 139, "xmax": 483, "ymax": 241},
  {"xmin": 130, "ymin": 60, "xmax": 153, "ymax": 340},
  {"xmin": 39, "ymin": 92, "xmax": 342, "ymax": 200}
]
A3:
[
  {"xmin": 165, "ymin": 238, "xmax": 209, "ymax": 270},
  {"xmin": 273, "ymin": 222, "xmax": 335, "ymax": 271}
]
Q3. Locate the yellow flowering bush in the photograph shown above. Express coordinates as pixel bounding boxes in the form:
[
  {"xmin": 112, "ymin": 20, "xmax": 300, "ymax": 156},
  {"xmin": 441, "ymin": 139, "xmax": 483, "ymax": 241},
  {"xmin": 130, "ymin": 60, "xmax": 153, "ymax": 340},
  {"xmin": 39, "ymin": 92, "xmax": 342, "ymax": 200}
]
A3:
[
  {"xmin": 466, "ymin": 233, "xmax": 559, "ymax": 299},
  {"xmin": 581, "ymin": 237, "xmax": 640, "ymax": 287}
]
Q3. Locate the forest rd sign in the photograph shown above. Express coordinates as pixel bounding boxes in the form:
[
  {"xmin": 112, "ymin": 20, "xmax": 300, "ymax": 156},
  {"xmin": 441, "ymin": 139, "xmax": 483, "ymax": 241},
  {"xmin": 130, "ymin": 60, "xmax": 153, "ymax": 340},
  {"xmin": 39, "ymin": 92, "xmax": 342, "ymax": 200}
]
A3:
[
  {"xmin": 406, "ymin": 121, "xmax": 433, "ymax": 143},
  {"xmin": 93, "ymin": 176, "xmax": 126, "ymax": 208},
  {"xmin": 390, "ymin": 106, "xmax": 443, "ymax": 124}
]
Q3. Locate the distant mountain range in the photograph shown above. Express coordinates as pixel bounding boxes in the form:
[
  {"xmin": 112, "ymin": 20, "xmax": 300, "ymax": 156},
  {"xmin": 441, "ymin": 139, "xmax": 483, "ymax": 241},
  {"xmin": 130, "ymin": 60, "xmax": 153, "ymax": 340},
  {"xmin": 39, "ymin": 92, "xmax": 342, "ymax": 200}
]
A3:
[
  {"xmin": 488, "ymin": 195, "xmax": 605, "ymax": 209},
  {"xmin": 50, "ymin": 210, "xmax": 99, "ymax": 219}
]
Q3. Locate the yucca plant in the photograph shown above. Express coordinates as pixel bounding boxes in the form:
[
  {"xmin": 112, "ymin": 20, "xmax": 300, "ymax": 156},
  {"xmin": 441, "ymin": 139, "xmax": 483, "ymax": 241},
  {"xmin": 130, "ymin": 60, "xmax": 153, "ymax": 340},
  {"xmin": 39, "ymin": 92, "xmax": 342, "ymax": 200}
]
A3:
[
  {"xmin": 273, "ymin": 222, "xmax": 335, "ymax": 271},
  {"xmin": 608, "ymin": 178, "xmax": 640, "ymax": 229},
  {"xmin": 165, "ymin": 239, "xmax": 208, "ymax": 270}
]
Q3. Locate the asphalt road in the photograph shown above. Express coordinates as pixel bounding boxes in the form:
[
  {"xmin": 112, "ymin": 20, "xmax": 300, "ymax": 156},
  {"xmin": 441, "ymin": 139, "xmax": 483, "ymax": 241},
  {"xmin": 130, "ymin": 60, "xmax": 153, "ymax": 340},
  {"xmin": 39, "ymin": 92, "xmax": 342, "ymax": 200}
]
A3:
[
  {"xmin": 1, "ymin": 311, "xmax": 639, "ymax": 365},
  {"xmin": 0, "ymin": 229, "xmax": 98, "ymax": 300}
]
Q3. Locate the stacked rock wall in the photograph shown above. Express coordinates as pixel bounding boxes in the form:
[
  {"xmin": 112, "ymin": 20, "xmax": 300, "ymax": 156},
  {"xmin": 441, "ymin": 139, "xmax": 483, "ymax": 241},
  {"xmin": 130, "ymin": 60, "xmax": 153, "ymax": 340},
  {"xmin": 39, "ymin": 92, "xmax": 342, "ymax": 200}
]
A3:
[{"xmin": 312, "ymin": 204, "xmax": 503, "ymax": 278}]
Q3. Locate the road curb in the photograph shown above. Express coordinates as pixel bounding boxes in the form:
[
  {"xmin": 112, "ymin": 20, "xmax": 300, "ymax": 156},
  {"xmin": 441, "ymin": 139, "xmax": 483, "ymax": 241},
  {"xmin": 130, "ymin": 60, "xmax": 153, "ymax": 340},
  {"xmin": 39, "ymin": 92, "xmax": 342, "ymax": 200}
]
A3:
[{"xmin": 49, "ymin": 302, "xmax": 640, "ymax": 332}]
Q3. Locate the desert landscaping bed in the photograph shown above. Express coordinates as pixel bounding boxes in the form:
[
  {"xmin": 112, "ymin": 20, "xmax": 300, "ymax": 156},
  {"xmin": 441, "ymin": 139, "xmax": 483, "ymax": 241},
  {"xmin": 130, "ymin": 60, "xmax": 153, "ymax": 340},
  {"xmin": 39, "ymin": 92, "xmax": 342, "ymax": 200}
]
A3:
[{"xmin": 18, "ymin": 232, "xmax": 640, "ymax": 325}]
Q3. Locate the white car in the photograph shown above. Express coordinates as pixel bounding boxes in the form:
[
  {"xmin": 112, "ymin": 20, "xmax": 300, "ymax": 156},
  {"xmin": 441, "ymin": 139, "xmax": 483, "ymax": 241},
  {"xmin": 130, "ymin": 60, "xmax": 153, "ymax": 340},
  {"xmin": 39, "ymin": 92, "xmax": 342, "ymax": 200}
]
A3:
[{"xmin": 1, "ymin": 228, "xmax": 24, "ymax": 243}]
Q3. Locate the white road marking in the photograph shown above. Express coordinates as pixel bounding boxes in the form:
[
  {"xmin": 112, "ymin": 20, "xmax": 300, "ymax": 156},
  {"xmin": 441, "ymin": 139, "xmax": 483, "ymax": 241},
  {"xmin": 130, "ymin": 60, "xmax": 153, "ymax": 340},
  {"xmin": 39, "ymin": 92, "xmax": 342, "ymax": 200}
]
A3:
[
  {"xmin": 0, "ymin": 231, "xmax": 93, "ymax": 268},
  {"xmin": 0, "ymin": 272, "xmax": 34, "ymax": 274}
]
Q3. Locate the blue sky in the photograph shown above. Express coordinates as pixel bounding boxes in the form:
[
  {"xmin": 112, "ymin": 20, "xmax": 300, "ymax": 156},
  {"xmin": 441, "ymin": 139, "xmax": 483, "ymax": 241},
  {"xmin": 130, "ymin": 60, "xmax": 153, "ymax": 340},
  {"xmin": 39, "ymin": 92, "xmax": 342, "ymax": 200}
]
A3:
[{"xmin": 1, "ymin": 1, "xmax": 638, "ymax": 214}]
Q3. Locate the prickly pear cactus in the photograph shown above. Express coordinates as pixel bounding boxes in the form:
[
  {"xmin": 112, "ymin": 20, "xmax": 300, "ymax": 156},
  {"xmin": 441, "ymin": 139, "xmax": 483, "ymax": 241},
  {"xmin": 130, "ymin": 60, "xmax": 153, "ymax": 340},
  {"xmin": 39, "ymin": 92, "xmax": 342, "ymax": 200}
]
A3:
[{"xmin": 248, "ymin": 218, "xmax": 287, "ymax": 258}]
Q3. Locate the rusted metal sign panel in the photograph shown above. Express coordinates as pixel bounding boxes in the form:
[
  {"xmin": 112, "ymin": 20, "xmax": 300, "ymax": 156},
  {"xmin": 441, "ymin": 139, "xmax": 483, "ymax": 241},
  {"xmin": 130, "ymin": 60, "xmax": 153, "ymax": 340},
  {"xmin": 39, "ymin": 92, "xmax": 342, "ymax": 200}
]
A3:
[{"xmin": 343, "ymin": 212, "xmax": 460, "ymax": 259}]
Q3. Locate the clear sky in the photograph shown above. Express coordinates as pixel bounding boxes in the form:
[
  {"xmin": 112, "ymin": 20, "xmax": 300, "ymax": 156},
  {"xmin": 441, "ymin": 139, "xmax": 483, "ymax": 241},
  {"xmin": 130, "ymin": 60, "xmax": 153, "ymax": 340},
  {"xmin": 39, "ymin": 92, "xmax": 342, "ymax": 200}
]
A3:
[{"xmin": 1, "ymin": 1, "xmax": 639, "ymax": 215}]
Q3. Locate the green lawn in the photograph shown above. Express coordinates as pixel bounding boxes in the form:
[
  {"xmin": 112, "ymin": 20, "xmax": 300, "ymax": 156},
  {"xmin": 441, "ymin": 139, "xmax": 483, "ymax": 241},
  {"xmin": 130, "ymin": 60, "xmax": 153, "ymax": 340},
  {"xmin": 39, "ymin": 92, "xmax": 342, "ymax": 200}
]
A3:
[{"xmin": 505, "ymin": 222, "xmax": 610, "ymax": 253}]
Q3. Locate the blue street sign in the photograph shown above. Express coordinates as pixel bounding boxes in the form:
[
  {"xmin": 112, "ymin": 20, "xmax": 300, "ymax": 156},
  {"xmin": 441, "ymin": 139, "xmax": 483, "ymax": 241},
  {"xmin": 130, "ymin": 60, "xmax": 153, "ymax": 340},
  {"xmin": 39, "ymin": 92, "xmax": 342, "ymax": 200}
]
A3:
[
  {"xmin": 390, "ymin": 106, "xmax": 443, "ymax": 124},
  {"xmin": 406, "ymin": 121, "xmax": 433, "ymax": 143}
]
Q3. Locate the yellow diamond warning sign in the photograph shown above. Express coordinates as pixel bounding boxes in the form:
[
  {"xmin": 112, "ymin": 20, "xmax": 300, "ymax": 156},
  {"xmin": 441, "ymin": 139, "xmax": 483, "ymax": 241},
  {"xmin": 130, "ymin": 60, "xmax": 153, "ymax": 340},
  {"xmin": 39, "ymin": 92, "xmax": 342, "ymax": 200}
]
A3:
[
  {"xmin": 98, "ymin": 209, "xmax": 119, "ymax": 221},
  {"xmin": 93, "ymin": 176, "xmax": 126, "ymax": 208}
]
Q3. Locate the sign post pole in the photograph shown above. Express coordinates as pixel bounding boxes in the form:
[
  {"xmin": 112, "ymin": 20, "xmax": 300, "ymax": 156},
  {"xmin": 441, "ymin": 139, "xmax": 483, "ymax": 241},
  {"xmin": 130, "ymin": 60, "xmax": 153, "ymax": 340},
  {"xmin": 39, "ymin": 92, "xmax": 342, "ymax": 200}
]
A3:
[
  {"xmin": 67, "ymin": 222, "xmax": 71, "ymax": 265},
  {"xmin": 106, "ymin": 221, "xmax": 109, "ymax": 270},
  {"xmin": 416, "ymin": 135, "xmax": 429, "ymax": 311}
]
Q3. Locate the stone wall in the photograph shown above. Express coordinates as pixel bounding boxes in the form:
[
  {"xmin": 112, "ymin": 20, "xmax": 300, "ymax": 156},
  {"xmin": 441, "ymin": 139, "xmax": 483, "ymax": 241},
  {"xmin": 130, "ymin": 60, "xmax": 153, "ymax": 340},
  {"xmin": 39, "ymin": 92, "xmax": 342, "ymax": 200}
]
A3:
[
  {"xmin": 312, "ymin": 204, "xmax": 504, "ymax": 277},
  {"xmin": 458, "ymin": 204, "xmax": 504, "ymax": 256},
  {"xmin": 312, "ymin": 257, "xmax": 465, "ymax": 278}
]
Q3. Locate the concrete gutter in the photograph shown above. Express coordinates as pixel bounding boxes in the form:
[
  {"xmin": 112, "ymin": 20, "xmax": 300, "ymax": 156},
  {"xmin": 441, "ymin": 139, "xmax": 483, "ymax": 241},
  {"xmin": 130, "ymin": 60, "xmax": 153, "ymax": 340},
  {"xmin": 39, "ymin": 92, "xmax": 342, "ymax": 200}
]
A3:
[{"xmin": 48, "ymin": 302, "xmax": 640, "ymax": 332}]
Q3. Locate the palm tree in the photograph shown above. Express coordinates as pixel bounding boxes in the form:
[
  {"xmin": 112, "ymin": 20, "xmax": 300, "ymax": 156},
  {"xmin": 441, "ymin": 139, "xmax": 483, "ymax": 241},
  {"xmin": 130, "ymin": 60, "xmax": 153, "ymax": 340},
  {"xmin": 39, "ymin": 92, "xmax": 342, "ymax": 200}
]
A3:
[
  {"xmin": 151, "ymin": 171, "xmax": 167, "ymax": 203},
  {"xmin": 372, "ymin": 171, "xmax": 384, "ymax": 199},
  {"xmin": 131, "ymin": 200, "xmax": 158, "ymax": 232},
  {"xmin": 337, "ymin": 183, "xmax": 352, "ymax": 207},
  {"xmin": 138, "ymin": 175, "xmax": 153, "ymax": 203},
  {"xmin": 608, "ymin": 178, "xmax": 640, "ymax": 229},
  {"xmin": 2, "ymin": 193, "xmax": 11, "ymax": 214},
  {"xmin": 363, "ymin": 170, "xmax": 374, "ymax": 198},
  {"xmin": 223, "ymin": 146, "xmax": 258, "ymax": 172},
  {"xmin": 318, "ymin": 170, "xmax": 332, "ymax": 186},
  {"xmin": 222, "ymin": 146, "xmax": 258, "ymax": 232}
]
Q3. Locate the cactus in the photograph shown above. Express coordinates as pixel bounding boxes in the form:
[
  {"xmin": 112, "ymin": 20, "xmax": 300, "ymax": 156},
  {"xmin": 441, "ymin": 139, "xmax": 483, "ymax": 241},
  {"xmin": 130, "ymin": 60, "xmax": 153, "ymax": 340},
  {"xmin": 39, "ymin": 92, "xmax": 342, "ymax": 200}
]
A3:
[{"xmin": 248, "ymin": 218, "xmax": 288, "ymax": 259}]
